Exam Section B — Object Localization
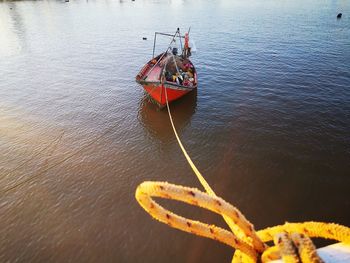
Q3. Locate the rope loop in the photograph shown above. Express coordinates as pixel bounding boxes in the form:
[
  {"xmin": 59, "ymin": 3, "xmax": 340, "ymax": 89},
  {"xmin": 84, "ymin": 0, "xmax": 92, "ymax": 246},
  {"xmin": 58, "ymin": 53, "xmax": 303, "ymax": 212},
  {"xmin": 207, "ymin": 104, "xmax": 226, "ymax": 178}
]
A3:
[
  {"xmin": 136, "ymin": 181, "xmax": 258, "ymax": 260},
  {"xmin": 136, "ymin": 181, "xmax": 350, "ymax": 262},
  {"xmin": 135, "ymin": 75, "xmax": 350, "ymax": 262}
]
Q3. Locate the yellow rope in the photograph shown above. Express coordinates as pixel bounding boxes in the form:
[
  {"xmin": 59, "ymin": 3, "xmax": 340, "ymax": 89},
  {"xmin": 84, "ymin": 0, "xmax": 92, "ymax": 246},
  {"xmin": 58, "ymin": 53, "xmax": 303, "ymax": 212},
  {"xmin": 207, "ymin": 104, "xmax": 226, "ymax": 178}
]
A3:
[
  {"xmin": 232, "ymin": 250, "xmax": 256, "ymax": 263},
  {"xmin": 135, "ymin": 86, "xmax": 350, "ymax": 262},
  {"xmin": 136, "ymin": 181, "xmax": 258, "ymax": 259},
  {"xmin": 135, "ymin": 180, "xmax": 350, "ymax": 262},
  {"xmin": 164, "ymin": 87, "xmax": 265, "ymax": 254},
  {"xmin": 261, "ymin": 246, "xmax": 281, "ymax": 263},
  {"xmin": 257, "ymin": 222, "xmax": 350, "ymax": 244},
  {"xmin": 291, "ymin": 233, "xmax": 324, "ymax": 263},
  {"xmin": 273, "ymin": 232, "xmax": 300, "ymax": 263},
  {"xmin": 164, "ymin": 87, "xmax": 215, "ymax": 196},
  {"xmin": 263, "ymin": 232, "xmax": 325, "ymax": 263}
]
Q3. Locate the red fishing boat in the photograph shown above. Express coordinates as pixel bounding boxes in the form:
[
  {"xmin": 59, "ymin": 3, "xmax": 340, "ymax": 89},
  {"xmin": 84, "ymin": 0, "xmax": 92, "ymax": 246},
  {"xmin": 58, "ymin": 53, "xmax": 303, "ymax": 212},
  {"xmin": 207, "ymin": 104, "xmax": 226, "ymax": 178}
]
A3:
[{"xmin": 136, "ymin": 28, "xmax": 197, "ymax": 108}]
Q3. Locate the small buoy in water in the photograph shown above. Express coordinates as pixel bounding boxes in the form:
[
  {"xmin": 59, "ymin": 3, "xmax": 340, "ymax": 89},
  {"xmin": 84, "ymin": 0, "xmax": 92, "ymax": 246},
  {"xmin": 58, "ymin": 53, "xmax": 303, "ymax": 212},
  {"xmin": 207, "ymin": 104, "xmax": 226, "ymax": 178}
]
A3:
[
  {"xmin": 337, "ymin": 13, "xmax": 342, "ymax": 19},
  {"xmin": 143, "ymin": 37, "xmax": 147, "ymax": 40}
]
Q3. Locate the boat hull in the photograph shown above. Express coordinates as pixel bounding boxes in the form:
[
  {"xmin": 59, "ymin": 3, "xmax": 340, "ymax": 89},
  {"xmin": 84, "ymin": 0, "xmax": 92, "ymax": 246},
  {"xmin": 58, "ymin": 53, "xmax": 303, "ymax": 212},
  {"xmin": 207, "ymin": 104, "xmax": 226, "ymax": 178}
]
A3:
[
  {"xmin": 136, "ymin": 52, "xmax": 197, "ymax": 108},
  {"xmin": 142, "ymin": 83, "xmax": 194, "ymax": 108}
]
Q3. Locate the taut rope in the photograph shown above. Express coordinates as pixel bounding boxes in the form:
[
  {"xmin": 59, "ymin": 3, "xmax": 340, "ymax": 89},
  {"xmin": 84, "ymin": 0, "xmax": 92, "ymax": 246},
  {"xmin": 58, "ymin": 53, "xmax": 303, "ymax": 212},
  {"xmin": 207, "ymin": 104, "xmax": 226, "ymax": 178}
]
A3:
[{"xmin": 135, "ymin": 86, "xmax": 350, "ymax": 262}]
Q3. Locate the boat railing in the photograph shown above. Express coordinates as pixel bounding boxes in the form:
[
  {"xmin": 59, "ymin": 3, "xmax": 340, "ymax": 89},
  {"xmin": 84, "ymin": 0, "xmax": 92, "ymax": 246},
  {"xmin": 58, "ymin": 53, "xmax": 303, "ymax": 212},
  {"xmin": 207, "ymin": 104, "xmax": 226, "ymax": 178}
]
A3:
[
  {"xmin": 152, "ymin": 28, "xmax": 184, "ymax": 58},
  {"xmin": 143, "ymin": 50, "xmax": 170, "ymax": 81}
]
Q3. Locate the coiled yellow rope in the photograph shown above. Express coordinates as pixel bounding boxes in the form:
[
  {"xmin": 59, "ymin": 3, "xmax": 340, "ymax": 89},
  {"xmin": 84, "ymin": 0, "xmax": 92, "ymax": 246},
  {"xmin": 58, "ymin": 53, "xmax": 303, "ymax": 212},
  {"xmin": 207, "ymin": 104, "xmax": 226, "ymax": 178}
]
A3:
[
  {"xmin": 291, "ymin": 233, "xmax": 324, "ymax": 263},
  {"xmin": 136, "ymin": 181, "xmax": 258, "ymax": 259},
  {"xmin": 258, "ymin": 222, "xmax": 350, "ymax": 243},
  {"xmin": 261, "ymin": 246, "xmax": 281, "ymax": 263},
  {"xmin": 136, "ymin": 87, "xmax": 350, "ymax": 262},
  {"xmin": 273, "ymin": 232, "xmax": 300, "ymax": 263},
  {"xmin": 261, "ymin": 232, "xmax": 326, "ymax": 263},
  {"xmin": 135, "ymin": 181, "xmax": 350, "ymax": 262}
]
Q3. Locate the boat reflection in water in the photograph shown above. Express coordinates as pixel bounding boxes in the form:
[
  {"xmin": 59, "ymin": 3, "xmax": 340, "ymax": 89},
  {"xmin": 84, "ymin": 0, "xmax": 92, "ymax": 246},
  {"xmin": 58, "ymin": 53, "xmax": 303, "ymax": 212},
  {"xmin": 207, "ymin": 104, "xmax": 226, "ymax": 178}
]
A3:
[{"xmin": 137, "ymin": 89, "xmax": 197, "ymax": 142}]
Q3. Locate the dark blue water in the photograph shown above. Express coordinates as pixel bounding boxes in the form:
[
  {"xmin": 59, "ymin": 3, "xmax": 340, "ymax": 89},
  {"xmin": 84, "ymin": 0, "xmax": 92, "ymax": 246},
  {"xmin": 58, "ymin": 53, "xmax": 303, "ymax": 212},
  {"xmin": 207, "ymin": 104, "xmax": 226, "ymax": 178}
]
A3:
[{"xmin": 0, "ymin": 0, "xmax": 349, "ymax": 262}]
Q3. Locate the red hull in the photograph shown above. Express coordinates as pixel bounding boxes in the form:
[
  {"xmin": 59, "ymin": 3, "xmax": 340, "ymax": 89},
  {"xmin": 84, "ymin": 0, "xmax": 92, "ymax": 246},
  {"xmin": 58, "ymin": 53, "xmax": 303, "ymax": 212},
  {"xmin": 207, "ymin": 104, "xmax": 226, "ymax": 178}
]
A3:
[{"xmin": 143, "ymin": 84, "xmax": 191, "ymax": 107}]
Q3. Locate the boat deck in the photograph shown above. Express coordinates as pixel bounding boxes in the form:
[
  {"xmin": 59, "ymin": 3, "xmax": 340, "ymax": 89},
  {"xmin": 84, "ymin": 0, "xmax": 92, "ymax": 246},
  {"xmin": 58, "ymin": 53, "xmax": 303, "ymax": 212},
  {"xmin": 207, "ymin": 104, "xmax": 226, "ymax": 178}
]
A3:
[{"xmin": 144, "ymin": 64, "xmax": 163, "ymax": 82}]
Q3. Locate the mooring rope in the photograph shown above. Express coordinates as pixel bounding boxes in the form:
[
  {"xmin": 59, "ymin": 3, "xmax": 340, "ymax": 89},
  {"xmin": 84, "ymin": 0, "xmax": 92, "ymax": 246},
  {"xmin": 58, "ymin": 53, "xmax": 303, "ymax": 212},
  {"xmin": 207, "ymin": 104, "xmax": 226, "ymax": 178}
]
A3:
[
  {"xmin": 135, "ymin": 181, "xmax": 350, "ymax": 262},
  {"xmin": 136, "ymin": 181, "xmax": 258, "ymax": 259},
  {"xmin": 163, "ymin": 85, "xmax": 265, "ymax": 256},
  {"xmin": 163, "ymin": 87, "xmax": 213, "ymax": 195},
  {"xmin": 135, "ymin": 85, "xmax": 350, "ymax": 262}
]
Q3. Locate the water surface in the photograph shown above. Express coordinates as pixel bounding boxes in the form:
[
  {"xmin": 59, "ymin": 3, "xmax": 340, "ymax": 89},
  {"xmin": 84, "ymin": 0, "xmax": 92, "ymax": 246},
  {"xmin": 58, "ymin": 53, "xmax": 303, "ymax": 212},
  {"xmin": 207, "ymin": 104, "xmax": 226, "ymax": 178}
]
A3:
[{"xmin": 0, "ymin": 0, "xmax": 350, "ymax": 262}]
